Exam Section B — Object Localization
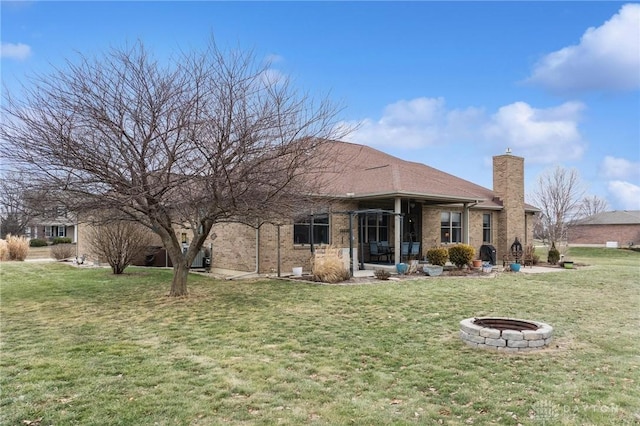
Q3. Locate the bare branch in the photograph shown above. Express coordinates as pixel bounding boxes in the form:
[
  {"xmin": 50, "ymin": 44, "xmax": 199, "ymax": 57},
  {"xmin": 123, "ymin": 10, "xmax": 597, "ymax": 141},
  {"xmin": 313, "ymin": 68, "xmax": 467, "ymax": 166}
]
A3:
[
  {"xmin": 1, "ymin": 39, "xmax": 350, "ymax": 295},
  {"xmin": 529, "ymin": 166, "xmax": 585, "ymax": 244}
]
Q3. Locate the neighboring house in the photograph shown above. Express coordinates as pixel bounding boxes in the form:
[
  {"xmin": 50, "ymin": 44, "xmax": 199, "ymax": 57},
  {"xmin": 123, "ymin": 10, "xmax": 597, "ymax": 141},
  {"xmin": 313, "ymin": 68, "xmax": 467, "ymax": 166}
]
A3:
[
  {"xmin": 568, "ymin": 210, "xmax": 640, "ymax": 247},
  {"xmin": 26, "ymin": 206, "xmax": 77, "ymax": 243},
  {"xmin": 205, "ymin": 141, "xmax": 538, "ymax": 273}
]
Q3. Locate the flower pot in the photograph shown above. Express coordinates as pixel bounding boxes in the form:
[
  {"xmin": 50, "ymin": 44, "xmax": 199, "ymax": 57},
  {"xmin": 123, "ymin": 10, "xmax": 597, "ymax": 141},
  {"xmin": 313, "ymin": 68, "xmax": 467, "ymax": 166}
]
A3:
[
  {"xmin": 423, "ymin": 265, "xmax": 443, "ymax": 276},
  {"xmin": 563, "ymin": 261, "xmax": 574, "ymax": 269},
  {"xmin": 482, "ymin": 265, "xmax": 493, "ymax": 273},
  {"xmin": 510, "ymin": 263, "xmax": 521, "ymax": 272},
  {"xmin": 292, "ymin": 267, "xmax": 303, "ymax": 277},
  {"xmin": 396, "ymin": 263, "xmax": 408, "ymax": 275},
  {"xmin": 472, "ymin": 259, "xmax": 482, "ymax": 268}
]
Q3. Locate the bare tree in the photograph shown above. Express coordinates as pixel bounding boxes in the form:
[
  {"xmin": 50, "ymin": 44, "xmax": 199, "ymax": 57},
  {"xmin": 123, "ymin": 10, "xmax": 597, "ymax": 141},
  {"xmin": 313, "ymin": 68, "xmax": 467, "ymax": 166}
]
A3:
[
  {"xmin": 0, "ymin": 39, "xmax": 347, "ymax": 295},
  {"xmin": 529, "ymin": 166, "xmax": 585, "ymax": 245},
  {"xmin": 86, "ymin": 220, "xmax": 154, "ymax": 274},
  {"xmin": 576, "ymin": 195, "xmax": 609, "ymax": 219},
  {"xmin": 0, "ymin": 173, "xmax": 43, "ymax": 238}
]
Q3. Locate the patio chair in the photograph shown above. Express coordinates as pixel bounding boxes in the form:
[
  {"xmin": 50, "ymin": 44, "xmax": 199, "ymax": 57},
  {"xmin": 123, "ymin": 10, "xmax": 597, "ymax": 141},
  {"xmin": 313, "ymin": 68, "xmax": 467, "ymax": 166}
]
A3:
[
  {"xmin": 369, "ymin": 241, "xmax": 384, "ymax": 263},
  {"xmin": 401, "ymin": 241, "xmax": 421, "ymax": 262},
  {"xmin": 410, "ymin": 242, "xmax": 420, "ymax": 258},
  {"xmin": 401, "ymin": 242, "xmax": 410, "ymax": 262},
  {"xmin": 379, "ymin": 241, "xmax": 393, "ymax": 262}
]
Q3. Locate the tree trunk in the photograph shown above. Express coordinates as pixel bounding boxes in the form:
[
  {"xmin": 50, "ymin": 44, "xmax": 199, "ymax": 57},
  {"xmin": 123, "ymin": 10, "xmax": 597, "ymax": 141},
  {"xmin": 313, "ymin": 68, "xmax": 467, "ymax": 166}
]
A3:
[{"xmin": 170, "ymin": 261, "xmax": 190, "ymax": 296}]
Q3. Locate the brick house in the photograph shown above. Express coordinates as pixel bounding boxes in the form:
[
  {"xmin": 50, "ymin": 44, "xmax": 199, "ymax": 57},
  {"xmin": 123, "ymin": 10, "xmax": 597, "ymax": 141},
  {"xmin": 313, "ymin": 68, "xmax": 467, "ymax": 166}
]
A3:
[
  {"xmin": 26, "ymin": 206, "xmax": 77, "ymax": 243},
  {"xmin": 568, "ymin": 210, "xmax": 640, "ymax": 247},
  {"xmin": 203, "ymin": 141, "xmax": 538, "ymax": 274}
]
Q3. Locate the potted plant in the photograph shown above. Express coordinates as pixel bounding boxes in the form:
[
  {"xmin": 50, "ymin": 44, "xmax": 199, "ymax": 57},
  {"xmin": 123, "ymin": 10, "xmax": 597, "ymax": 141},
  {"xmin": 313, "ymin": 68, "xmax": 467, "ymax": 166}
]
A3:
[
  {"xmin": 396, "ymin": 263, "xmax": 408, "ymax": 275},
  {"xmin": 424, "ymin": 247, "xmax": 448, "ymax": 276},
  {"xmin": 374, "ymin": 269, "xmax": 391, "ymax": 280},
  {"xmin": 448, "ymin": 244, "xmax": 475, "ymax": 269}
]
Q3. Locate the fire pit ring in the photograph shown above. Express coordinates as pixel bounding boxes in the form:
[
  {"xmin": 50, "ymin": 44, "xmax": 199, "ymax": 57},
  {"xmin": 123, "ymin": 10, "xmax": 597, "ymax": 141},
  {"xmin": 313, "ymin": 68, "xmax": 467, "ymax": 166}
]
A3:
[{"xmin": 460, "ymin": 317, "xmax": 553, "ymax": 352}]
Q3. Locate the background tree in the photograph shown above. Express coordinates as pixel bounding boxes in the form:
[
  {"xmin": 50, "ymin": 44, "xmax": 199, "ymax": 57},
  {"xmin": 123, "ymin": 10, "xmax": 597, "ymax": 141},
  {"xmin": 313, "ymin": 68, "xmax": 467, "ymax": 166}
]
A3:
[
  {"xmin": 0, "ymin": 39, "xmax": 347, "ymax": 296},
  {"xmin": 529, "ymin": 166, "xmax": 585, "ymax": 245},
  {"xmin": 0, "ymin": 173, "xmax": 42, "ymax": 238},
  {"xmin": 576, "ymin": 195, "xmax": 609, "ymax": 219},
  {"xmin": 86, "ymin": 219, "xmax": 154, "ymax": 274}
]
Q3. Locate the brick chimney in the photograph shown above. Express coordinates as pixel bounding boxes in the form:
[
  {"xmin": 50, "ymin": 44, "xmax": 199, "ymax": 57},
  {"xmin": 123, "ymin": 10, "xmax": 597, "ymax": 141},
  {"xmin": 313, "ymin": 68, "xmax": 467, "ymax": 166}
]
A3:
[{"xmin": 493, "ymin": 149, "xmax": 525, "ymax": 261}]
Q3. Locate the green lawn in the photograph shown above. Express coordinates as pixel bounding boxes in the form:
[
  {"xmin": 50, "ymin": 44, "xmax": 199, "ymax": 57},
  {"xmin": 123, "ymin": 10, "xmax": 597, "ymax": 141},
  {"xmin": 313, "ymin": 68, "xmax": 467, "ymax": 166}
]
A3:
[{"xmin": 1, "ymin": 248, "xmax": 639, "ymax": 425}]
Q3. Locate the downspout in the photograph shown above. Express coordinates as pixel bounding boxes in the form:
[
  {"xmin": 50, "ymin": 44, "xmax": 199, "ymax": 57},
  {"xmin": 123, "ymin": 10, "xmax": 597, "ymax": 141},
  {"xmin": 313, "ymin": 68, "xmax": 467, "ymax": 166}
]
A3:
[
  {"xmin": 310, "ymin": 215, "xmax": 315, "ymax": 254},
  {"xmin": 359, "ymin": 213, "xmax": 365, "ymax": 270},
  {"xmin": 462, "ymin": 201, "xmax": 480, "ymax": 244},
  {"xmin": 277, "ymin": 224, "xmax": 281, "ymax": 278},
  {"xmin": 229, "ymin": 227, "xmax": 260, "ymax": 280},
  {"xmin": 74, "ymin": 216, "xmax": 79, "ymax": 259},
  {"xmin": 394, "ymin": 197, "xmax": 401, "ymax": 264},
  {"xmin": 348, "ymin": 212, "xmax": 354, "ymax": 277}
]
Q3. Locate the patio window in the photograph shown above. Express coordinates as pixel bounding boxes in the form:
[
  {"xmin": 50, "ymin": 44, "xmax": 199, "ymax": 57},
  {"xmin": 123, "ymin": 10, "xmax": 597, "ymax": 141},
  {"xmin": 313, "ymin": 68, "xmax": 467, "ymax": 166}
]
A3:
[
  {"xmin": 483, "ymin": 213, "xmax": 492, "ymax": 243},
  {"xmin": 364, "ymin": 213, "xmax": 388, "ymax": 242},
  {"xmin": 440, "ymin": 211, "xmax": 461, "ymax": 243},
  {"xmin": 294, "ymin": 215, "xmax": 330, "ymax": 245}
]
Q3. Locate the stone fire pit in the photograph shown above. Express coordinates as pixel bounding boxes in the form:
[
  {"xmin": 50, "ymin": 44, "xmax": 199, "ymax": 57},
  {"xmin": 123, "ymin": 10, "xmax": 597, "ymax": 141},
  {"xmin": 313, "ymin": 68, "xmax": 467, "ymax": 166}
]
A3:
[{"xmin": 460, "ymin": 317, "xmax": 553, "ymax": 352}]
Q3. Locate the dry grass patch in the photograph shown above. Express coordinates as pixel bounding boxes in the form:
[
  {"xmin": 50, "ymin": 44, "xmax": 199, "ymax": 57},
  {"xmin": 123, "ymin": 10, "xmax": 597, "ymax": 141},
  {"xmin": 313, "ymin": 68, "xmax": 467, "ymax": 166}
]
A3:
[
  {"xmin": 2, "ymin": 234, "xmax": 29, "ymax": 261},
  {"xmin": 312, "ymin": 246, "xmax": 350, "ymax": 283},
  {"xmin": 0, "ymin": 239, "xmax": 8, "ymax": 261}
]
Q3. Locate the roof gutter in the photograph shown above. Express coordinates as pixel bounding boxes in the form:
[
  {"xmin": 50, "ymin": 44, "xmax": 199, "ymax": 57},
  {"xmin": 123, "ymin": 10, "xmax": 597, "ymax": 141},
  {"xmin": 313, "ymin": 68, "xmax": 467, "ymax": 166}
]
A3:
[{"xmin": 331, "ymin": 191, "xmax": 485, "ymax": 204}]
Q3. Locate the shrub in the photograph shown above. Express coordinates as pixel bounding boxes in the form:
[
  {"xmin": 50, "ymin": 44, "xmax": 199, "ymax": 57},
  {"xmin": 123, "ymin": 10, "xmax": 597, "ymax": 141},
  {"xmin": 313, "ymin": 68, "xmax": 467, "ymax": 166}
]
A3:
[
  {"xmin": 0, "ymin": 239, "xmax": 8, "ymax": 261},
  {"xmin": 374, "ymin": 269, "xmax": 391, "ymax": 280},
  {"xmin": 425, "ymin": 247, "xmax": 448, "ymax": 266},
  {"xmin": 29, "ymin": 238, "xmax": 49, "ymax": 247},
  {"xmin": 50, "ymin": 243, "xmax": 76, "ymax": 261},
  {"xmin": 87, "ymin": 221, "xmax": 153, "ymax": 274},
  {"xmin": 448, "ymin": 244, "xmax": 475, "ymax": 269},
  {"xmin": 52, "ymin": 237, "xmax": 72, "ymax": 245},
  {"xmin": 548, "ymin": 242, "xmax": 560, "ymax": 265},
  {"xmin": 524, "ymin": 243, "xmax": 540, "ymax": 265},
  {"xmin": 5, "ymin": 234, "xmax": 29, "ymax": 261},
  {"xmin": 312, "ymin": 247, "xmax": 350, "ymax": 283}
]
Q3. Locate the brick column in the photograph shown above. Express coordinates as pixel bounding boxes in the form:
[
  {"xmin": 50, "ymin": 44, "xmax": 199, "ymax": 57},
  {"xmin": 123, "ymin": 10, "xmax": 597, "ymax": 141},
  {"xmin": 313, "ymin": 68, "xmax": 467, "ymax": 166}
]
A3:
[{"xmin": 493, "ymin": 152, "xmax": 525, "ymax": 261}]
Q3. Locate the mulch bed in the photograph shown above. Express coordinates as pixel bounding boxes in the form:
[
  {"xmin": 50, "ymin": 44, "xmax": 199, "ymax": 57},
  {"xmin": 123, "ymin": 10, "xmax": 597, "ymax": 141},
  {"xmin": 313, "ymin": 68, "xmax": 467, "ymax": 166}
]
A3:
[{"xmin": 282, "ymin": 267, "xmax": 497, "ymax": 285}]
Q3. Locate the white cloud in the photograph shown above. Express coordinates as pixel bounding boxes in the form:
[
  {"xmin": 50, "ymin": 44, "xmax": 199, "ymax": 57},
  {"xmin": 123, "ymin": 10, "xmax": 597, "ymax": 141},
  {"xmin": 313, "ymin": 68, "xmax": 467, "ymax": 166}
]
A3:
[
  {"xmin": 600, "ymin": 156, "xmax": 640, "ymax": 180},
  {"xmin": 600, "ymin": 157, "xmax": 640, "ymax": 210},
  {"xmin": 344, "ymin": 97, "xmax": 484, "ymax": 149},
  {"xmin": 344, "ymin": 97, "xmax": 586, "ymax": 165},
  {"xmin": 264, "ymin": 53, "xmax": 284, "ymax": 65},
  {"xmin": 482, "ymin": 101, "xmax": 586, "ymax": 163},
  {"xmin": 607, "ymin": 180, "xmax": 640, "ymax": 210},
  {"xmin": 0, "ymin": 42, "xmax": 32, "ymax": 61},
  {"xmin": 259, "ymin": 68, "xmax": 286, "ymax": 87},
  {"xmin": 527, "ymin": 3, "xmax": 640, "ymax": 93}
]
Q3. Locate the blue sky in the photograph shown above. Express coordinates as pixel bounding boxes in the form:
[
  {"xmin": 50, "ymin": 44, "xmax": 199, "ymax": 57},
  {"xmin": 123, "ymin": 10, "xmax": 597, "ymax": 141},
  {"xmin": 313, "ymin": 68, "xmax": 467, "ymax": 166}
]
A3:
[{"xmin": 2, "ymin": 1, "xmax": 639, "ymax": 210}]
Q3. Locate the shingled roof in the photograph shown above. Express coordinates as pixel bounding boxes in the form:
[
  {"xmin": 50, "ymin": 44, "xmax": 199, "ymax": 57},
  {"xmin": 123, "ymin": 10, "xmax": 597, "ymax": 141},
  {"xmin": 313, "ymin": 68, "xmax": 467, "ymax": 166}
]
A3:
[
  {"xmin": 314, "ymin": 140, "xmax": 537, "ymax": 211},
  {"xmin": 573, "ymin": 210, "xmax": 640, "ymax": 225}
]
